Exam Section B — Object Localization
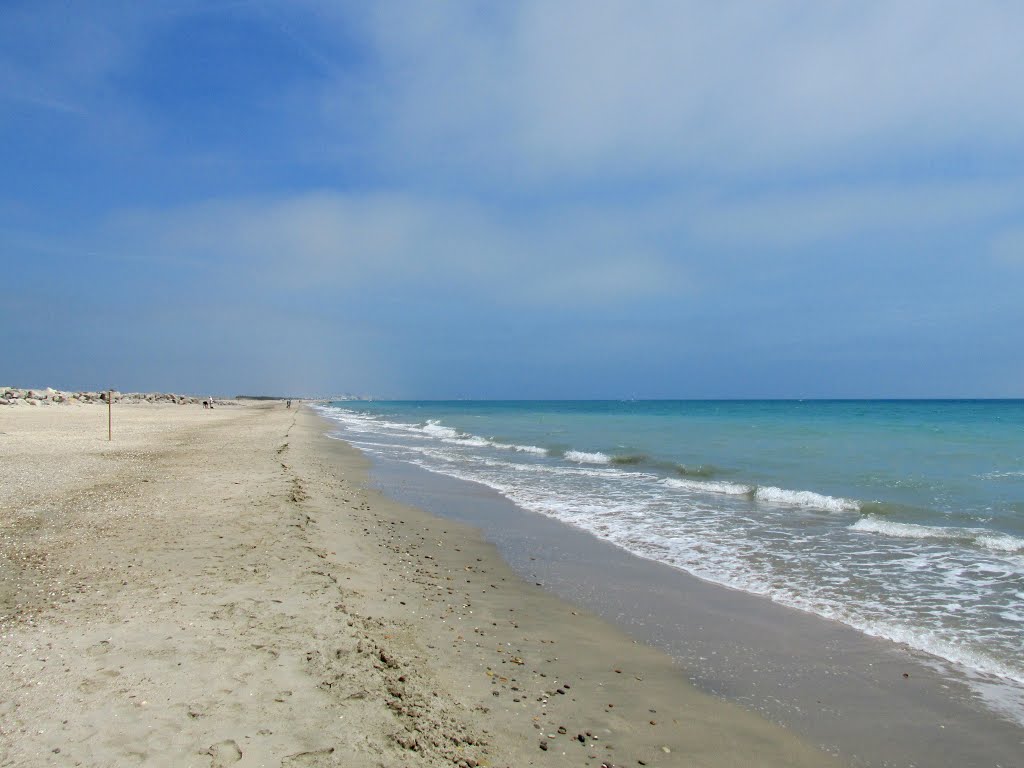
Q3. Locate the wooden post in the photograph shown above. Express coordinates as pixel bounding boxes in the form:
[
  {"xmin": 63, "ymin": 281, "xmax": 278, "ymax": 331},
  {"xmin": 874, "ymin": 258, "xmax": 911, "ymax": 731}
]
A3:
[{"xmin": 108, "ymin": 389, "xmax": 112, "ymax": 441}]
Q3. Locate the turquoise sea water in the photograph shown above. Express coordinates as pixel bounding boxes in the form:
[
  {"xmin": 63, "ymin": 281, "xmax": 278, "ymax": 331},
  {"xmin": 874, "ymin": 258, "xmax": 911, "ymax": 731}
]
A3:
[{"xmin": 317, "ymin": 400, "xmax": 1024, "ymax": 712}]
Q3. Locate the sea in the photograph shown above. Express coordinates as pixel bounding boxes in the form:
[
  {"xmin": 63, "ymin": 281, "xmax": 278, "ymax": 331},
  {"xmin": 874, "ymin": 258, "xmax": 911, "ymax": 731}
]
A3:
[{"xmin": 315, "ymin": 399, "xmax": 1024, "ymax": 721}]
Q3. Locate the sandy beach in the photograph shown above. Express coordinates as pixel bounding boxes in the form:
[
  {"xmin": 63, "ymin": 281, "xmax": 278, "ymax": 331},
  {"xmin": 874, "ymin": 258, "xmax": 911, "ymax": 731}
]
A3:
[{"xmin": 0, "ymin": 401, "xmax": 840, "ymax": 767}]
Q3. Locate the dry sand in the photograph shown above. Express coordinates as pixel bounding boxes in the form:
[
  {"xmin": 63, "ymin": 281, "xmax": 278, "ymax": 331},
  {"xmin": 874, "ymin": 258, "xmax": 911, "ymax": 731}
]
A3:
[{"xmin": 0, "ymin": 402, "xmax": 838, "ymax": 767}]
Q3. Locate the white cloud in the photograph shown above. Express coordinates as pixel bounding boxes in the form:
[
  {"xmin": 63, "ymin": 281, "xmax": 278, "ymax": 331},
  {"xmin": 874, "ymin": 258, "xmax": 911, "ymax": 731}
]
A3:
[
  {"xmin": 688, "ymin": 179, "xmax": 1024, "ymax": 249},
  {"xmin": 346, "ymin": 1, "xmax": 1024, "ymax": 179},
  {"xmin": 990, "ymin": 229, "xmax": 1024, "ymax": 265},
  {"xmin": 12, "ymin": 2, "xmax": 1024, "ymax": 184},
  {"xmin": 100, "ymin": 193, "xmax": 690, "ymax": 306}
]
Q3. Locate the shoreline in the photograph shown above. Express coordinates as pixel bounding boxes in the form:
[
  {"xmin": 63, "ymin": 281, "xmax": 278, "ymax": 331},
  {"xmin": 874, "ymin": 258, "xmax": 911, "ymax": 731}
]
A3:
[
  {"xmin": 337, "ymin": 420, "xmax": 1024, "ymax": 766},
  {"xmin": 305, "ymin": 412, "xmax": 840, "ymax": 767},
  {"xmin": 2, "ymin": 401, "xmax": 835, "ymax": 766}
]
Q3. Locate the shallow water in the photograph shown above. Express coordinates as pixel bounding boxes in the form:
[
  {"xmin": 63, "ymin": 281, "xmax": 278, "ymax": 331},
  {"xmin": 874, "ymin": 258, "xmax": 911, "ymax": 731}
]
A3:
[{"xmin": 316, "ymin": 399, "xmax": 1024, "ymax": 720}]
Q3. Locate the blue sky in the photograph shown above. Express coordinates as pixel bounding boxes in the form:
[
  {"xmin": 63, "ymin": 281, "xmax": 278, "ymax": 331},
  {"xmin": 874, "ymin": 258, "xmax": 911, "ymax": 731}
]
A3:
[{"xmin": 2, "ymin": 1, "xmax": 1022, "ymax": 398}]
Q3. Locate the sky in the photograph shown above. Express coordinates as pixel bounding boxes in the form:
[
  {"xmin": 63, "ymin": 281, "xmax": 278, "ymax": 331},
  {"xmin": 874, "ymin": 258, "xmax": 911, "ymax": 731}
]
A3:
[{"xmin": 2, "ymin": 1, "xmax": 1023, "ymax": 399}]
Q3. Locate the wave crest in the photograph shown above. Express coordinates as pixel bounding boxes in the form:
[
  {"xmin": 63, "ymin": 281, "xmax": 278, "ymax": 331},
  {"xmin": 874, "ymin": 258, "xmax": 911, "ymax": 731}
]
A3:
[
  {"xmin": 661, "ymin": 477, "xmax": 753, "ymax": 496},
  {"xmin": 505, "ymin": 443, "xmax": 548, "ymax": 455},
  {"xmin": 420, "ymin": 420, "xmax": 461, "ymax": 439},
  {"xmin": 754, "ymin": 486, "xmax": 860, "ymax": 513},
  {"xmin": 662, "ymin": 477, "xmax": 859, "ymax": 511},
  {"xmin": 564, "ymin": 450, "xmax": 612, "ymax": 464},
  {"xmin": 851, "ymin": 517, "xmax": 1024, "ymax": 553}
]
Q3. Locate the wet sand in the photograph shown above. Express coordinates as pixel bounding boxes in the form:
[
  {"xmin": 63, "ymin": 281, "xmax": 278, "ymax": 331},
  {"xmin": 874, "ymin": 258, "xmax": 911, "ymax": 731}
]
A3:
[
  {"xmin": 367, "ymin": 456, "xmax": 1024, "ymax": 767},
  {"xmin": 1, "ymin": 401, "xmax": 835, "ymax": 767}
]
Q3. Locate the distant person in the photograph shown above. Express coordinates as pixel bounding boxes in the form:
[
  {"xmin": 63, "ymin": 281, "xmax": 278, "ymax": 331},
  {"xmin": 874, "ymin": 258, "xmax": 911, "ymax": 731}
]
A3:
[
  {"xmin": 203, "ymin": 399, "xmax": 209, "ymax": 409},
  {"xmin": 286, "ymin": 399, "xmax": 292, "ymax": 409}
]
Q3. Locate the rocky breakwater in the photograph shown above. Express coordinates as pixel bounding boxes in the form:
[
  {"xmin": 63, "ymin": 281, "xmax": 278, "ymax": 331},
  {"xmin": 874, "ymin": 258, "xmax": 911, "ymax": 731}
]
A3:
[{"xmin": 0, "ymin": 388, "xmax": 232, "ymax": 407}]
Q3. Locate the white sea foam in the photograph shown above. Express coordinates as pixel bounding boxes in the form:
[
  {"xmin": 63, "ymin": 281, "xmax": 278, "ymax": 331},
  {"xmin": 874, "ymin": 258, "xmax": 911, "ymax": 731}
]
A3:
[
  {"xmin": 661, "ymin": 477, "xmax": 858, "ymax": 512},
  {"xmin": 319, "ymin": 401, "xmax": 1024, "ymax": 714},
  {"xmin": 977, "ymin": 534, "xmax": 1024, "ymax": 553},
  {"xmin": 312, "ymin": 404, "xmax": 378, "ymax": 431},
  {"xmin": 420, "ymin": 420, "xmax": 461, "ymax": 439},
  {"xmin": 851, "ymin": 517, "xmax": 1024, "ymax": 553},
  {"xmin": 754, "ymin": 486, "xmax": 860, "ymax": 513},
  {"xmin": 486, "ymin": 440, "xmax": 548, "ymax": 455},
  {"xmin": 377, "ymin": 417, "xmax": 550, "ymax": 458},
  {"xmin": 508, "ymin": 443, "xmax": 548, "ymax": 455},
  {"xmin": 564, "ymin": 450, "xmax": 611, "ymax": 464},
  {"xmin": 661, "ymin": 477, "xmax": 752, "ymax": 495},
  {"xmin": 451, "ymin": 435, "xmax": 490, "ymax": 447},
  {"xmin": 841, "ymin": 617, "xmax": 1024, "ymax": 687}
]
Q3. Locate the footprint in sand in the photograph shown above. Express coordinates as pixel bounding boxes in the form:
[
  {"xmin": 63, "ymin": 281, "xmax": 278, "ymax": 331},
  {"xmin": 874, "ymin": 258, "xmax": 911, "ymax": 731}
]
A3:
[
  {"xmin": 282, "ymin": 747, "xmax": 335, "ymax": 766},
  {"xmin": 85, "ymin": 640, "xmax": 112, "ymax": 656},
  {"xmin": 203, "ymin": 739, "xmax": 242, "ymax": 766},
  {"xmin": 78, "ymin": 669, "xmax": 120, "ymax": 693}
]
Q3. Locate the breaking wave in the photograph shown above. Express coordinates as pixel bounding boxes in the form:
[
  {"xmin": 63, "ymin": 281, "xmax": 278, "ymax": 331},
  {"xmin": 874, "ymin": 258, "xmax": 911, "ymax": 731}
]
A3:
[
  {"xmin": 564, "ymin": 450, "xmax": 612, "ymax": 464},
  {"xmin": 851, "ymin": 517, "xmax": 1024, "ymax": 554}
]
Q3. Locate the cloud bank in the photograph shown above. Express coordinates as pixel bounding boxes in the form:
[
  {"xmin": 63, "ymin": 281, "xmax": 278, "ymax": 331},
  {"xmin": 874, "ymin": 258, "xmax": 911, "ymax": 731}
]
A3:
[{"xmin": 1, "ymin": 1, "xmax": 1022, "ymax": 396}]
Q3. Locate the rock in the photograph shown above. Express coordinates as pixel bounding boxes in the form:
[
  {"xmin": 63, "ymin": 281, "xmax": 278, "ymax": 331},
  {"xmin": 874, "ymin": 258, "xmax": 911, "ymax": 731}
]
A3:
[
  {"xmin": 1, "ymin": 387, "xmax": 209, "ymax": 406},
  {"xmin": 0, "ymin": 398, "xmax": 9, "ymax": 406}
]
